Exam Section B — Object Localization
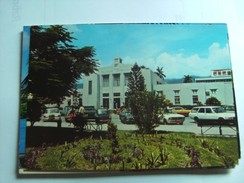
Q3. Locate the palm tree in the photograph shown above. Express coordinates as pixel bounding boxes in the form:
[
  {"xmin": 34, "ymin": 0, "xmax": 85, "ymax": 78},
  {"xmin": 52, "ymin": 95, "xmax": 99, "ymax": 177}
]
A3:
[
  {"xmin": 183, "ymin": 75, "xmax": 193, "ymax": 83},
  {"xmin": 156, "ymin": 66, "xmax": 166, "ymax": 80}
]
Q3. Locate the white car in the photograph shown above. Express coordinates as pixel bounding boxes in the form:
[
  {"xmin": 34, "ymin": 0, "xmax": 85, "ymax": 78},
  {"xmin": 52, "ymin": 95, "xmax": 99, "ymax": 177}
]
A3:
[
  {"xmin": 159, "ymin": 112, "xmax": 185, "ymax": 125},
  {"xmin": 43, "ymin": 108, "xmax": 62, "ymax": 122},
  {"xmin": 189, "ymin": 106, "xmax": 236, "ymax": 122}
]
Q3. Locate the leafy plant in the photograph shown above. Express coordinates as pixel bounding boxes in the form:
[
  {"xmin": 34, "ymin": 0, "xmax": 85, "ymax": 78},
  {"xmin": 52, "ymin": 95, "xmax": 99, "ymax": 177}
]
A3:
[
  {"xmin": 185, "ymin": 146, "xmax": 201, "ymax": 168},
  {"xmin": 159, "ymin": 147, "xmax": 170, "ymax": 165},
  {"xmin": 82, "ymin": 143, "xmax": 103, "ymax": 170},
  {"xmin": 222, "ymin": 156, "xmax": 235, "ymax": 168},
  {"xmin": 24, "ymin": 144, "xmax": 47, "ymax": 169},
  {"xmin": 132, "ymin": 160, "xmax": 143, "ymax": 170},
  {"xmin": 107, "ymin": 121, "xmax": 119, "ymax": 154},
  {"xmin": 60, "ymin": 142, "xmax": 79, "ymax": 169},
  {"xmin": 146, "ymin": 152, "xmax": 160, "ymax": 169}
]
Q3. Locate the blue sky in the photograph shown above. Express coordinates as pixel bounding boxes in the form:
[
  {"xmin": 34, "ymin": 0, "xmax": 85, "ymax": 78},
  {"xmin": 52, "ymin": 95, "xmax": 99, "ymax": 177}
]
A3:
[
  {"xmin": 22, "ymin": 23, "xmax": 232, "ymax": 81},
  {"xmin": 21, "ymin": 26, "xmax": 30, "ymax": 82}
]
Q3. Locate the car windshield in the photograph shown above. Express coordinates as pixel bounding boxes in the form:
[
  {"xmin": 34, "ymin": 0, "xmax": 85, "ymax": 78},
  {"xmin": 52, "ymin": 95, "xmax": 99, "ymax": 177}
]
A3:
[
  {"xmin": 48, "ymin": 108, "xmax": 59, "ymax": 113},
  {"xmin": 191, "ymin": 108, "xmax": 199, "ymax": 113},
  {"xmin": 212, "ymin": 107, "xmax": 226, "ymax": 113},
  {"xmin": 97, "ymin": 109, "xmax": 108, "ymax": 115}
]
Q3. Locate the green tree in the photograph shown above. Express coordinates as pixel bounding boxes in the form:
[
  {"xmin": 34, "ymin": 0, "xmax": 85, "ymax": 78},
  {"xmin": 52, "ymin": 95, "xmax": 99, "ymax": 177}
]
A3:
[
  {"xmin": 127, "ymin": 63, "xmax": 145, "ymax": 126},
  {"xmin": 136, "ymin": 91, "xmax": 162, "ymax": 134},
  {"xmin": 205, "ymin": 97, "xmax": 221, "ymax": 106},
  {"xmin": 183, "ymin": 75, "xmax": 193, "ymax": 83},
  {"xmin": 127, "ymin": 63, "xmax": 163, "ymax": 134},
  {"xmin": 127, "ymin": 63, "xmax": 146, "ymax": 93},
  {"xmin": 156, "ymin": 66, "xmax": 166, "ymax": 80},
  {"xmin": 23, "ymin": 25, "xmax": 98, "ymax": 105}
]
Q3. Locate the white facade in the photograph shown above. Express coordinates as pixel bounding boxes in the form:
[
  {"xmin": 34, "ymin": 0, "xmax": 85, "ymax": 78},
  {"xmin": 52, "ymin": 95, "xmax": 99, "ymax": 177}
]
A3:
[
  {"xmin": 82, "ymin": 58, "xmax": 161, "ymax": 109},
  {"xmin": 81, "ymin": 58, "xmax": 235, "ymax": 109},
  {"xmin": 154, "ymin": 82, "xmax": 234, "ymax": 106}
]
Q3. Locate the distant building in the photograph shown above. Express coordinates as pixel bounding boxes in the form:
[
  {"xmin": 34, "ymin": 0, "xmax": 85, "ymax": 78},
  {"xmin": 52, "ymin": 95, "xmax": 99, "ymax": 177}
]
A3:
[
  {"xmin": 154, "ymin": 82, "xmax": 234, "ymax": 106},
  {"xmin": 155, "ymin": 69, "xmax": 234, "ymax": 106},
  {"xmin": 66, "ymin": 59, "xmax": 235, "ymax": 109},
  {"xmin": 195, "ymin": 69, "xmax": 232, "ymax": 83}
]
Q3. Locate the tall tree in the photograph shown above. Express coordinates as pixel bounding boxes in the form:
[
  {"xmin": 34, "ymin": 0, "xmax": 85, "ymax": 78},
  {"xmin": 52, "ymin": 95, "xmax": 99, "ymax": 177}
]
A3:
[
  {"xmin": 126, "ymin": 63, "xmax": 146, "ymax": 128},
  {"xmin": 127, "ymin": 63, "xmax": 146, "ymax": 93},
  {"xmin": 24, "ymin": 25, "xmax": 99, "ymax": 105},
  {"xmin": 155, "ymin": 66, "xmax": 166, "ymax": 80},
  {"xmin": 127, "ymin": 63, "xmax": 162, "ymax": 134},
  {"xmin": 183, "ymin": 75, "xmax": 193, "ymax": 83}
]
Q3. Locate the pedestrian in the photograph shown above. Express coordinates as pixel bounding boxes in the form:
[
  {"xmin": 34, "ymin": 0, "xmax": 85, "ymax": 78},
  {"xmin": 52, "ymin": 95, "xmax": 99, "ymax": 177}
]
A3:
[
  {"xmin": 79, "ymin": 105, "xmax": 85, "ymax": 115},
  {"xmin": 68, "ymin": 109, "xmax": 75, "ymax": 126}
]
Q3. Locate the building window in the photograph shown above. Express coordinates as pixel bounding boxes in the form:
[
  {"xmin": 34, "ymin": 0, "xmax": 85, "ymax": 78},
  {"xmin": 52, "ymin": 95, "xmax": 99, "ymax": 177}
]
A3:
[
  {"xmin": 113, "ymin": 98, "xmax": 120, "ymax": 108},
  {"xmin": 103, "ymin": 98, "xmax": 109, "ymax": 108},
  {"xmin": 124, "ymin": 73, "xmax": 130, "ymax": 86},
  {"xmin": 113, "ymin": 74, "xmax": 120, "ymax": 87},
  {"xmin": 103, "ymin": 93, "xmax": 109, "ymax": 97},
  {"xmin": 102, "ymin": 75, "xmax": 109, "ymax": 87},
  {"xmin": 205, "ymin": 91, "xmax": 210, "ymax": 97},
  {"xmin": 192, "ymin": 89, "xmax": 198, "ymax": 94},
  {"xmin": 113, "ymin": 93, "xmax": 120, "ymax": 97},
  {"xmin": 192, "ymin": 95, "xmax": 198, "ymax": 104},
  {"xmin": 88, "ymin": 81, "xmax": 92, "ymax": 95},
  {"xmin": 210, "ymin": 89, "xmax": 217, "ymax": 94},
  {"xmin": 174, "ymin": 96, "xmax": 180, "ymax": 105},
  {"xmin": 174, "ymin": 90, "xmax": 180, "ymax": 95}
]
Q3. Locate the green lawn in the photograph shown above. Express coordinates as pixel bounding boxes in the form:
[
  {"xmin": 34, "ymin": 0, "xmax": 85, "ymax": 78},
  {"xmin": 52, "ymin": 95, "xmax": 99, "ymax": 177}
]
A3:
[{"xmin": 23, "ymin": 131, "xmax": 240, "ymax": 171}]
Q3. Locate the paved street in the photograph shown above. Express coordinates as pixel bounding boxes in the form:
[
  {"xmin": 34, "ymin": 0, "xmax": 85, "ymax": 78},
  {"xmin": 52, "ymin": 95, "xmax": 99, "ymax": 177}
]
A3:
[{"xmin": 27, "ymin": 113, "xmax": 238, "ymax": 136}]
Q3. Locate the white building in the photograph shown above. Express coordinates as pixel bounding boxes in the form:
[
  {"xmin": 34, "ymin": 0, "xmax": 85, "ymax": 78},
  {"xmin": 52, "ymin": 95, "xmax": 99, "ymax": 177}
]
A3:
[
  {"xmin": 195, "ymin": 69, "xmax": 232, "ymax": 83},
  {"xmin": 82, "ymin": 58, "xmax": 161, "ymax": 109},
  {"xmin": 80, "ymin": 59, "xmax": 235, "ymax": 109},
  {"xmin": 154, "ymin": 82, "xmax": 234, "ymax": 106}
]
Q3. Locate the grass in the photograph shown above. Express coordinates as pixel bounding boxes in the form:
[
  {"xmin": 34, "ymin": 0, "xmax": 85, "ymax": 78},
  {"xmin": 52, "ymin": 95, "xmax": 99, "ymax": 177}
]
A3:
[{"xmin": 23, "ymin": 130, "xmax": 240, "ymax": 171}]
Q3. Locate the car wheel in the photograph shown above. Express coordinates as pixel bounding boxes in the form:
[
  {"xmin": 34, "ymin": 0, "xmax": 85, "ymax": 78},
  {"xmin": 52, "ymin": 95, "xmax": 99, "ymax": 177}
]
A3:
[{"xmin": 194, "ymin": 117, "xmax": 199, "ymax": 122}]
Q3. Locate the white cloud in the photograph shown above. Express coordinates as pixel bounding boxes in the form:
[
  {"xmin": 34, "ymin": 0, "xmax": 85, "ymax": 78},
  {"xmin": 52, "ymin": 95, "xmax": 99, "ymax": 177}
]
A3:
[
  {"xmin": 156, "ymin": 43, "xmax": 231, "ymax": 78},
  {"xmin": 123, "ymin": 43, "xmax": 231, "ymax": 79},
  {"xmin": 123, "ymin": 56, "xmax": 155, "ymax": 69}
]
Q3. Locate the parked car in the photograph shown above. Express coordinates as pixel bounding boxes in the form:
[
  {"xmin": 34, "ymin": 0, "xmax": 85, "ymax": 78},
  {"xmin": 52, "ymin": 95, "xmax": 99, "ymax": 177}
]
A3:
[
  {"xmin": 83, "ymin": 106, "xmax": 96, "ymax": 118},
  {"xmin": 189, "ymin": 106, "xmax": 236, "ymax": 124},
  {"xmin": 59, "ymin": 106, "xmax": 72, "ymax": 116},
  {"xmin": 159, "ymin": 111, "xmax": 185, "ymax": 125},
  {"xmin": 43, "ymin": 108, "xmax": 62, "ymax": 122},
  {"xmin": 172, "ymin": 107, "xmax": 191, "ymax": 117},
  {"xmin": 65, "ymin": 107, "xmax": 110, "ymax": 124},
  {"xmin": 95, "ymin": 108, "xmax": 110, "ymax": 124},
  {"xmin": 222, "ymin": 105, "xmax": 235, "ymax": 113},
  {"xmin": 119, "ymin": 110, "xmax": 134, "ymax": 124}
]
